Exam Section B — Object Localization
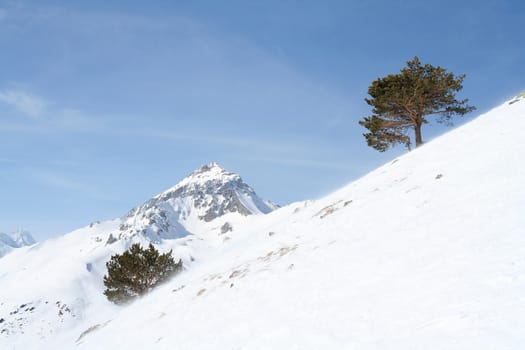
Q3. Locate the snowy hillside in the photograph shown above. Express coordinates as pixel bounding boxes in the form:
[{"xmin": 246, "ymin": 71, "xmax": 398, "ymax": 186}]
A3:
[
  {"xmin": 0, "ymin": 230, "xmax": 35, "ymax": 258},
  {"xmin": 1, "ymin": 93, "xmax": 525, "ymax": 349},
  {"xmin": 0, "ymin": 163, "xmax": 276, "ymax": 345}
]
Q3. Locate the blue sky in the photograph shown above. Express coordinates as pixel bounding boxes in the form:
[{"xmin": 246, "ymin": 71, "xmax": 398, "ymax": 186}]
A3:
[{"xmin": 1, "ymin": 0, "xmax": 524, "ymax": 240}]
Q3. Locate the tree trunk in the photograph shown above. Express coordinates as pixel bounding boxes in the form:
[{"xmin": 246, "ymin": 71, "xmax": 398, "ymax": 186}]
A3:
[{"xmin": 414, "ymin": 122, "xmax": 423, "ymax": 148}]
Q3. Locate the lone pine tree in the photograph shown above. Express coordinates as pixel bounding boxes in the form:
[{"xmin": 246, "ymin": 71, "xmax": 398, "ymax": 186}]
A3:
[
  {"xmin": 359, "ymin": 57, "xmax": 475, "ymax": 152},
  {"xmin": 103, "ymin": 243, "xmax": 183, "ymax": 304}
]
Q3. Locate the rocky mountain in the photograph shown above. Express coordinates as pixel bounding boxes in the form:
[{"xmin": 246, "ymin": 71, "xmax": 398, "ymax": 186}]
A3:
[
  {"xmin": 113, "ymin": 162, "xmax": 278, "ymax": 243},
  {"xmin": 0, "ymin": 230, "xmax": 36, "ymax": 258}
]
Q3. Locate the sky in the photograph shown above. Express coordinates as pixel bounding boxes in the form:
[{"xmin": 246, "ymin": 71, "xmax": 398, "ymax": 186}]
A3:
[{"xmin": 0, "ymin": 0, "xmax": 524, "ymax": 241}]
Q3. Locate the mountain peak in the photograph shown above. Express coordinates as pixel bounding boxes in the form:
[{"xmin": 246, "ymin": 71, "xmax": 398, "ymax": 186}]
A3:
[
  {"xmin": 115, "ymin": 163, "xmax": 278, "ymax": 243},
  {"xmin": 177, "ymin": 162, "xmax": 237, "ymax": 188},
  {"xmin": 156, "ymin": 162, "xmax": 277, "ymax": 221},
  {"xmin": 193, "ymin": 162, "xmax": 224, "ymax": 174}
]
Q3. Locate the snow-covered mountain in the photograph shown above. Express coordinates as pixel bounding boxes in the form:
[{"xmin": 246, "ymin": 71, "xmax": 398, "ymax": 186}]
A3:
[
  {"xmin": 1, "ymin": 93, "xmax": 525, "ymax": 349},
  {"xmin": 0, "ymin": 230, "xmax": 35, "ymax": 258},
  {"xmin": 115, "ymin": 162, "xmax": 278, "ymax": 243},
  {"xmin": 0, "ymin": 162, "xmax": 277, "ymax": 344}
]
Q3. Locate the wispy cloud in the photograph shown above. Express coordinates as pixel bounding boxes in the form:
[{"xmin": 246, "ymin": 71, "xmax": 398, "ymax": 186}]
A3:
[
  {"xmin": 0, "ymin": 89, "xmax": 50, "ymax": 118},
  {"xmin": 50, "ymin": 108, "xmax": 106, "ymax": 131},
  {"xmin": 123, "ymin": 127, "xmax": 307, "ymax": 154},
  {"xmin": 252, "ymin": 156, "xmax": 355, "ymax": 171},
  {"xmin": 30, "ymin": 170, "xmax": 111, "ymax": 200},
  {"xmin": 0, "ymin": 89, "xmax": 105, "ymax": 132},
  {"xmin": 123, "ymin": 127, "xmax": 353, "ymax": 170}
]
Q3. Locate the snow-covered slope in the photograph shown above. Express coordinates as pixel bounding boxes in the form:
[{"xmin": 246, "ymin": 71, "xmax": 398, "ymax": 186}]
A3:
[
  {"xmin": 0, "ymin": 163, "xmax": 276, "ymax": 344},
  {"xmin": 1, "ymin": 94, "xmax": 525, "ymax": 349},
  {"xmin": 0, "ymin": 230, "xmax": 35, "ymax": 258}
]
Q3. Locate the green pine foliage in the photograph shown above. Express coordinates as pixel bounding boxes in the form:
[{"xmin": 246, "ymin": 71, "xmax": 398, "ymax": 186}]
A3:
[
  {"xmin": 103, "ymin": 243, "xmax": 183, "ymax": 304},
  {"xmin": 359, "ymin": 57, "xmax": 475, "ymax": 152}
]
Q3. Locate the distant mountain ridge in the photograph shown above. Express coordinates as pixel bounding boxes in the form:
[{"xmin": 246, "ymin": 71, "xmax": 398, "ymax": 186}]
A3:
[{"xmin": 0, "ymin": 230, "xmax": 36, "ymax": 258}]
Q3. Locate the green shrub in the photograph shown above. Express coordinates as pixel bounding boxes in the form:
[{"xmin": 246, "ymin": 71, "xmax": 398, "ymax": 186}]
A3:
[{"xmin": 103, "ymin": 243, "xmax": 182, "ymax": 304}]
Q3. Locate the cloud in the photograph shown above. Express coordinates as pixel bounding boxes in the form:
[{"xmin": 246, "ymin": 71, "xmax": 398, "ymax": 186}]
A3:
[
  {"xmin": 253, "ymin": 156, "xmax": 355, "ymax": 171},
  {"xmin": 0, "ymin": 90, "xmax": 50, "ymax": 117},
  {"xmin": 0, "ymin": 8, "xmax": 7, "ymax": 21},
  {"xmin": 0, "ymin": 90, "xmax": 104, "ymax": 132},
  {"xmin": 50, "ymin": 108, "xmax": 106, "ymax": 131},
  {"xmin": 124, "ymin": 127, "xmax": 306, "ymax": 154},
  {"xmin": 30, "ymin": 170, "xmax": 111, "ymax": 200}
]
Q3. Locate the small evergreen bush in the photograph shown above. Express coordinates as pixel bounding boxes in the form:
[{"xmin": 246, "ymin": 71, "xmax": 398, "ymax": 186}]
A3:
[{"xmin": 103, "ymin": 243, "xmax": 182, "ymax": 304}]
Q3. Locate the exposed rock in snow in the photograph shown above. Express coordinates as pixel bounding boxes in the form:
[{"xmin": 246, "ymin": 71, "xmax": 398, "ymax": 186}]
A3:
[{"xmin": 508, "ymin": 90, "xmax": 525, "ymax": 104}]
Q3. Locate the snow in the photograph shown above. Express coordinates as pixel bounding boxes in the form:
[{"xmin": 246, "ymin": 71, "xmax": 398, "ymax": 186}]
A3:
[
  {"xmin": 1, "ymin": 94, "xmax": 525, "ymax": 349},
  {"xmin": 161, "ymin": 162, "xmax": 237, "ymax": 191},
  {"xmin": 236, "ymin": 189, "xmax": 274, "ymax": 214}
]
